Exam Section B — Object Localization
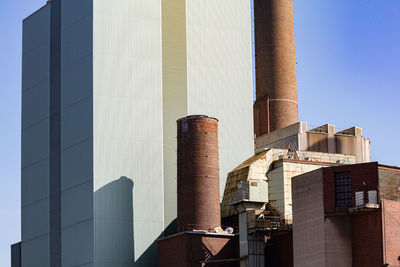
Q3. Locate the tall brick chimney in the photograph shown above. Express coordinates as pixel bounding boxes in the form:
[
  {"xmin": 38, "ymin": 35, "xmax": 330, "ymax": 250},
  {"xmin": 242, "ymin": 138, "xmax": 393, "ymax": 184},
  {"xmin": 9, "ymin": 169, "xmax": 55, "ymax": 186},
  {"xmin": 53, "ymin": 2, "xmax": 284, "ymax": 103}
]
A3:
[
  {"xmin": 253, "ymin": 0, "xmax": 298, "ymax": 136},
  {"xmin": 177, "ymin": 115, "xmax": 221, "ymax": 232}
]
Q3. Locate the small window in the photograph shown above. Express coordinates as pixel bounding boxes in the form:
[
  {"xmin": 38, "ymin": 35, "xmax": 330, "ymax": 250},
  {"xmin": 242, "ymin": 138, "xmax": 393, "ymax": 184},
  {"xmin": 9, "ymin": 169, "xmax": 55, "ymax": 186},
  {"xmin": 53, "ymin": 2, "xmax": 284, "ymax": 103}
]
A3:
[{"xmin": 335, "ymin": 171, "xmax": 352, "ymax": 207}]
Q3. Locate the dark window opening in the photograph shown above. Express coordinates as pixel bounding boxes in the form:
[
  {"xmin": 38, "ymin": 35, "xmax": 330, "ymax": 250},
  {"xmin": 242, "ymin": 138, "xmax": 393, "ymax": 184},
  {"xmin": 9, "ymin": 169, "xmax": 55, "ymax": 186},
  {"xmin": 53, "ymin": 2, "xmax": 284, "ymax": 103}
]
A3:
[{"xmin": 335, "ymin": 171, "xmax": 352, "ymax": 207}]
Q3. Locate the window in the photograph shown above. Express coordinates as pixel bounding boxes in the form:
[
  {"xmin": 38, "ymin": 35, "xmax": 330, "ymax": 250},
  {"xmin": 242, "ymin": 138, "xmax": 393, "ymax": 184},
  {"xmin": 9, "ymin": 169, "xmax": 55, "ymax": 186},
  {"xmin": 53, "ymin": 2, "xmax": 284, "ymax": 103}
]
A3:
[{"xmin": 335, "ymin": 171, "xmax": 352, "ymax": 207}]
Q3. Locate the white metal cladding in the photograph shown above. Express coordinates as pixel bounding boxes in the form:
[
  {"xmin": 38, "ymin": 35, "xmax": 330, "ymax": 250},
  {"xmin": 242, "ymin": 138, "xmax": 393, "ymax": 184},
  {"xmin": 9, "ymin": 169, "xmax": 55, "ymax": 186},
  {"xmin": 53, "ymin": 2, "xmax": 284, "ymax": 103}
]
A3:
[
  {"xmin": 161, "ymin": 0, "xmax": 188, "ymax": 234},
  {"xmin": 60, "ymin": 0, "xmax": 94, "ymax": 266},
  {"xmin": 21, "ymin": 5, "xmax": 51, "ymax": 267},
  {"xmin": 93, "ymin": 0, "xmax": 163, "ymax": 265},
  {"xmin": 186, "ymin": 0, "xmax": 254, "ymax": 199}
]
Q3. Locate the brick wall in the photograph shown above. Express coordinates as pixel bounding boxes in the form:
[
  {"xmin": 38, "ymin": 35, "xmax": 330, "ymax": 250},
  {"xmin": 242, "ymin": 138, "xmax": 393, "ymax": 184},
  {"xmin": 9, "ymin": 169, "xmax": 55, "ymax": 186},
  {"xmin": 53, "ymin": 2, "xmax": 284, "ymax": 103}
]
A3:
[
  {"xmin": 352, "ymin": 210, "xmax": 383, "ymax": 267},
  {"xmin": 158, "ymin": 233, "xmax": 238, "ymax": 267},
  {"xmin": 323, "ymin": 162, "xmax": 379, "ymax": 213},
  {"xmin": 158, "ymin": 234, "xmax": 187, "ymax": 267},
  {"xmin": 382, "ymin": 200, "xmax": 400, "ymax": 266}
]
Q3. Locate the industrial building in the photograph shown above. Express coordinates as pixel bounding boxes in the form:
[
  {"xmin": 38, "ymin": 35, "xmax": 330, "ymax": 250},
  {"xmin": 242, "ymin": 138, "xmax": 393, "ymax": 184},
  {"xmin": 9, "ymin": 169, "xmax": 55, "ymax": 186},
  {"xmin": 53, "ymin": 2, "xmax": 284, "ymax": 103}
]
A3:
[
  {"xmin": 292, "ymin": 163, "xmax": 400, "ymax": 267},
  {"xmin": 15, "ymin": 0, "xmax": 253, "ymax": 266},
  {"xmin": 13, "ymin": 0, "xmax": 399, "ymax": 266}
]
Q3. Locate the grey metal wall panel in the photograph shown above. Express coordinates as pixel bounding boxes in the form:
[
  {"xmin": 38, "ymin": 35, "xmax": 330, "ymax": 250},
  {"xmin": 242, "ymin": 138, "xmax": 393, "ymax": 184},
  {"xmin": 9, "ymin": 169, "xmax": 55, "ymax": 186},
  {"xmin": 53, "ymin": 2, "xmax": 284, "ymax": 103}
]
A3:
[
  {"xmin": 21, "ymin": 5, "xmax": 51, "ymax": 267},
  {"xmin": 61, "ymin": 0, "xmax": 92, "ymax": 29},
  {"xmin": 61, "ymin": 98, "xmax": 93, "ymax": 150},
  {"xmin": 61, "ymin": 181, "xmax": 93, "ymax": 228},
  {"xmin": 21, "ymin": 199, "xmax": 50, "ymax": 241},
  {"xmin": 61, "ymin": 16, "xmax": 92, "ymax": 70},
  {"xmin": 60, "ymin": 0, "xmax": 94, "ymax": 265},
  {"xmin": 21, "ymin": 44, "xmax": 51, "ymax": 91},
  {"xmin": 21, "ymin": 120, "xmax": 50, "ymax": 168},
  {"xmin": 61, "ymin": 220, "xmax": 94, "ymax": 267},
  {"xmin": 61, "ymin": 56, "xmax": 93, "ymax": 108},
  {"xmin": 22, "ymin": 83, "xmax": 50, "ymax": 129},
  {"xmin": 11, "ymin": 243, "xmax": 21, "ymax": 267},
  {"xmin": 21, "ymin": 235, "xmax": 50, "ymax": 267},
  {"xmin": 60, "ymin": 139, "xmax": 93, "ymax": 191},
  {"xmin": 21, "ymin": 159, "xmax": 50, "ymax": 207}
]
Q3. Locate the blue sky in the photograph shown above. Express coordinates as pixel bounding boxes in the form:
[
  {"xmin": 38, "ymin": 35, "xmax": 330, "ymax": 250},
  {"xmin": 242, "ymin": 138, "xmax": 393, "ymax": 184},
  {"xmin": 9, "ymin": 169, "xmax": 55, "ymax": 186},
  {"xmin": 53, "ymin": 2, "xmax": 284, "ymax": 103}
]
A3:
[{"xmin": 0, "ymin": 0, "xmax": 399, "ymax": 265}]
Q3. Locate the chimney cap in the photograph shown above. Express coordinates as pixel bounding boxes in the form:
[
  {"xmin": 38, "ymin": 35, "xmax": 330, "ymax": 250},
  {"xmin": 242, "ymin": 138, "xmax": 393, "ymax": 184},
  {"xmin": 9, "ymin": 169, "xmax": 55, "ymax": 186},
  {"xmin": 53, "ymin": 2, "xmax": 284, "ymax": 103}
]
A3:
[{"xmin": 177, "ymin": 115, "xmax": 218, "ymax": 123}]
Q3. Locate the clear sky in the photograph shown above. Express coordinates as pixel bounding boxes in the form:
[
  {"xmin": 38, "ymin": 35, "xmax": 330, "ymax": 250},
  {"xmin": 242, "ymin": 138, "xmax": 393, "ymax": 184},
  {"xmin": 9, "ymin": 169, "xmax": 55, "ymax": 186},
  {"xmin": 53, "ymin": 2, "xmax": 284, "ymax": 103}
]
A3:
[{"xmin": 0, "ymin": 0, "xmax": 399, "ymax": 265}]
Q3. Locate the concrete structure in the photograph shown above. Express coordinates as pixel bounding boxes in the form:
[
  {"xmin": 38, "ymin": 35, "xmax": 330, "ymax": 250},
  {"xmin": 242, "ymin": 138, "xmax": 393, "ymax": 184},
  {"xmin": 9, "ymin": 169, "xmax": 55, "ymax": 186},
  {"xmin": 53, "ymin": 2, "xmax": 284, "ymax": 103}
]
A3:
[
  {"xmin": 177, "ymin": 116, "xmax": 221, "ymax": 232},
  {"xmin": 292, "ymin": 163, "xmax": 400, "ymax": 267},
  {"xmin": 253, "ymin": 0, "xmax": 298, "ymax": 136},
  {"xmin": 230, "ymin": 189, "xmax": 282, "ymax": 267},
  {"xmin": 19, "ymin": 1, "xmax": 253, "ymax": 266},
  {"xmin": 255, "ymin": 122, "xmax": 371, "ymax": 163},
  {"xmin": 220, "ymin": 148, "xmax": 357, "ymax": 267},
  {"xmin": 221, "ymin": 148, "xmax": 357, "ymax": 223}
]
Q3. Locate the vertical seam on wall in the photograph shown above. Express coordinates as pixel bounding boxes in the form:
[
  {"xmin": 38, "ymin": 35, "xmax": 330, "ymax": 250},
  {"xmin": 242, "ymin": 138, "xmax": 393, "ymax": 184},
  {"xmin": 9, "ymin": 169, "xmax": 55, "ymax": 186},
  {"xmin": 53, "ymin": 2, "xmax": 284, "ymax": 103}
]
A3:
[{"xmin": 50, "ymin": 0, "xmax": 62, "ymax": 266}]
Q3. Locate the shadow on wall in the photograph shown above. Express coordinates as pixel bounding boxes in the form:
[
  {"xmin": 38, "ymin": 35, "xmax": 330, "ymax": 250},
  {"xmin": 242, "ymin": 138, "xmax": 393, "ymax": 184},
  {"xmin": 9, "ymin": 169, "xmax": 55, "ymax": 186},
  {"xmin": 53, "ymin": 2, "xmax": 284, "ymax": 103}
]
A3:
[
  {"xmin": 94, "ymin": 176, "xmax": 178, "ymax": 266},
  {"xmin": 134, "ymin": 219, "xmax": 177, "ymax": 266},
  {"xmin": 94, "ymin": 176, "xmax": 135, "ymax": 265}
]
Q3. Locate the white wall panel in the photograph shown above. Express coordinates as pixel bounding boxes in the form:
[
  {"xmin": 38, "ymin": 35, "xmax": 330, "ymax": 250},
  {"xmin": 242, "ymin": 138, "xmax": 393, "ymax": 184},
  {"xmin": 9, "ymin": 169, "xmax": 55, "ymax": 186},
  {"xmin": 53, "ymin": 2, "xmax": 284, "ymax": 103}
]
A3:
[
  {"xmin": 93, "ymin": 0, "xmax": 163, "ymax": 265},
  {"xmin": 161, "ymin": 0, "xmax": 188, "ymax": 230},
  {"xmin": 186, "ymin": 0, "xmax": 254, "ymax": 198}
]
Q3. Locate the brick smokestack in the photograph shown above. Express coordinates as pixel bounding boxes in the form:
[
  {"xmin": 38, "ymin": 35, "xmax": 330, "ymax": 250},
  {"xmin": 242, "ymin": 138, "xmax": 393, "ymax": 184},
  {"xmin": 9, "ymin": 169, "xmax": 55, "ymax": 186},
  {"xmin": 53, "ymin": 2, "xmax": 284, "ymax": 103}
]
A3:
[
  {"xmin": 177, "ymin": 115, "xmax": 221, "ymax": 232},
  {"xmin": 253, "ymin": 0, "xmax": 298, "ymax": 136}
]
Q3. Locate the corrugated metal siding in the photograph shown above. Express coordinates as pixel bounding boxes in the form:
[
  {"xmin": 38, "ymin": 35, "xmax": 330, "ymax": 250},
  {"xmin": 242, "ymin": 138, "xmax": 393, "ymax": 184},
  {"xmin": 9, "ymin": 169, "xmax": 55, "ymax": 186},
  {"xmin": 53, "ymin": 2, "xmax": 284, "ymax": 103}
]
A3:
[
  {"xmin": 161, "ymin": 0, "xmax": 188, "ymax": 233},
  {"xmin": 93, "ymin": 0, "xmax": 163, "ymax": 265},
  {"xmin": 21, "ymin": 5, "xmax": 51, "ymax": 267},
  {"xmin": 186, "ymin": 0, "xmax": 254, "ymax": 198}
]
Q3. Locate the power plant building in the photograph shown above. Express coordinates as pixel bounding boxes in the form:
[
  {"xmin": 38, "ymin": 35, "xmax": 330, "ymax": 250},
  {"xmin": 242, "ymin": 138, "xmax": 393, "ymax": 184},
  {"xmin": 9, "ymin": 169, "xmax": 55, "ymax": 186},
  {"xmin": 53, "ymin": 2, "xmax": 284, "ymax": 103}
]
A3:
[
  {"xmin": 292, "ymin": 163, "xmax": 400, "ymax": 267},
  {"xmin": 14, "ymin": 0, "xmax": 398, "ymax": 266},
  {"xmin": 18, "ymin": 1, "xmax": 254, "ymax": 266}
]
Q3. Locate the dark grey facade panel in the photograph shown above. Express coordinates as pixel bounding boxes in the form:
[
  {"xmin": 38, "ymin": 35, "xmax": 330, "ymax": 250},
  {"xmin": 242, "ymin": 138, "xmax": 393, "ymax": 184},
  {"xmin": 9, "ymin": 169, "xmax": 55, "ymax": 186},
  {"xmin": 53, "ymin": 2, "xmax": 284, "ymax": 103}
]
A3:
[
  {"xmin": 50, "ymin": 0, "xmax": 62, "ymax": 266},
  {"xmin": 11, "ymin": 242, "xmax": 21, "ymax": 267}
]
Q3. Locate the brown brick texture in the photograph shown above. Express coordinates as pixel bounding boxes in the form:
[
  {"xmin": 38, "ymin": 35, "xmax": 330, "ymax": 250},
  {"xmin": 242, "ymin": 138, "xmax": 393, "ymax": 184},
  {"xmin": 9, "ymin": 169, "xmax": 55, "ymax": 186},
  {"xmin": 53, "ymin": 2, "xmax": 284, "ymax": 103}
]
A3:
[
  {"xmin": 253, "ymin": 0, "xmax": 298, "ymax": 136},
  {"xmin": 158, "ymin": 233, "xmax": 239, "ymax": 267},
  {"xmin": 352, "ymin": 210, "xmax": 383, "ymax": 267},
  {"xmin": 382, "ymin": 201, "xmax": 400, "ymax": 266},
  {"xmin": 323, "ymin": 162, "xmax": 379, "ymax": 213},
  {"xmin": 177, "ymin": 116, "xmax": 221, "ymax": 232}
]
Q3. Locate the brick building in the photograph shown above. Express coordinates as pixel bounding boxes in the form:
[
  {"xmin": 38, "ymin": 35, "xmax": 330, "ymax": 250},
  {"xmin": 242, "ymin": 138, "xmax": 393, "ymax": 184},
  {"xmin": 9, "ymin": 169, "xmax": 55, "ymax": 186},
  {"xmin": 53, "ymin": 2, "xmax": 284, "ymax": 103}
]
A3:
[{"xmin": 292, "ymin": 162, "xmax": 400, "ymax": 267}]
